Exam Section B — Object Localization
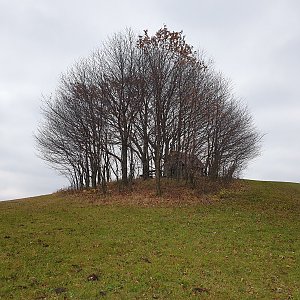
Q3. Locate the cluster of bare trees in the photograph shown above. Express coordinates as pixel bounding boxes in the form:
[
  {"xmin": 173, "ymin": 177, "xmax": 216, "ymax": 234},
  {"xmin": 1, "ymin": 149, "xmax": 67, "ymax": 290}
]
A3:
[{"xmin": 36, "ymin": 26, "xmax": 261, "ymax": 194}]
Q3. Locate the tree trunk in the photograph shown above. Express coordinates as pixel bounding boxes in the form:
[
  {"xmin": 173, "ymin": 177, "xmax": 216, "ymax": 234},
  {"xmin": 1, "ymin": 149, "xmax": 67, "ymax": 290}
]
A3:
[
  {"xmin": 155, "ymin": 148, "xmax": 161, "ymax": 196},
  {"xmin": 121, "ymin": 140, "xmax": 128, "ymax": 185},
  {"xmin": 142, "ymin": 139, "xmax": 150, "ymax": 179}
]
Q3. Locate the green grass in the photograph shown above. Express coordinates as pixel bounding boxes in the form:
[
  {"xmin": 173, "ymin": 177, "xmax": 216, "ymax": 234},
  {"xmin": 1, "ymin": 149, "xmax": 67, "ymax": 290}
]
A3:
[{"xmin": 0, "ymin": 180, "xmax": 300, "ymax": 299}]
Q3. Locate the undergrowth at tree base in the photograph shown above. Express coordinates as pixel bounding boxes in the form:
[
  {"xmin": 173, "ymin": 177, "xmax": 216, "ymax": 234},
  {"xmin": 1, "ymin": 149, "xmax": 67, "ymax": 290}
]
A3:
[{"xmin": 56, "ymin": 177, "xmax": 244, "ymax": 207}]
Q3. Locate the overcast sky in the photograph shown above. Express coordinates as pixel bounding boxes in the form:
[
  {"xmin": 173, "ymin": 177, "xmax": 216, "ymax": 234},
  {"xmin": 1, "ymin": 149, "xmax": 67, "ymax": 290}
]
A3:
[{"xmin": 0, "ymin": 0, "xmax": 299, "ymax": 200}]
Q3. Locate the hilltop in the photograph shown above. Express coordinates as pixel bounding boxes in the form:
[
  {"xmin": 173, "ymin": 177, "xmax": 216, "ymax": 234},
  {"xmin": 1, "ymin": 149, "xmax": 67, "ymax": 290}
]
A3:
[{"xmin": 1, "ymin": 180, "xmax": 300, "ymax": 299}]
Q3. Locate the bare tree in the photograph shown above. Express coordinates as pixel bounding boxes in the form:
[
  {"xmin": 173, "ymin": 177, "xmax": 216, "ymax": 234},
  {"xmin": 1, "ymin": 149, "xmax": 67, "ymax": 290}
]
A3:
[
  {"xmin": 137, "ymin": 26, "xmax": 207, "ymax": 194},
  {"xmin": 36, "ymin": 26, "xmax": 261, "ymax": 195},
  {"xmin": 100, "ymin": 30, "xmax": 140, "ymax": 186}
]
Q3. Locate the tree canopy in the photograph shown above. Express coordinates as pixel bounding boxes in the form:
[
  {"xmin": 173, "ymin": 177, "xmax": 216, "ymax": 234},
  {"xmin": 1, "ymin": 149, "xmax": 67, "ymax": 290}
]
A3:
[{"xmin": 36, "ymin": 26, "xmax": 261, "ymax": 194}]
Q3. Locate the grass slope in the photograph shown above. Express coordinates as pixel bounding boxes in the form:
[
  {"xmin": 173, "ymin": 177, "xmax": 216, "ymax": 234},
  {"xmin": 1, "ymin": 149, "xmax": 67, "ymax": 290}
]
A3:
[{"xmin": 0, "ymin": 180, "xmax": 300, "ymax": 299}]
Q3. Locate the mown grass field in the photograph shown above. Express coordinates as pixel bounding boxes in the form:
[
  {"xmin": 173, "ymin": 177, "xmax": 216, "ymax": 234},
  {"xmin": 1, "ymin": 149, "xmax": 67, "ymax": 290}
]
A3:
[{"xmin": 0, "ymin": 180, "xmax": 300, "ymax": 299}]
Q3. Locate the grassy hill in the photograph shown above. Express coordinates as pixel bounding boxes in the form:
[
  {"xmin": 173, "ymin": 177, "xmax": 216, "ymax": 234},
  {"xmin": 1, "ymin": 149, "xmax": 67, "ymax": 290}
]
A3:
[{"xmin": 1, "ymin": 180, "xmax": 300, "ymax": 299}]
